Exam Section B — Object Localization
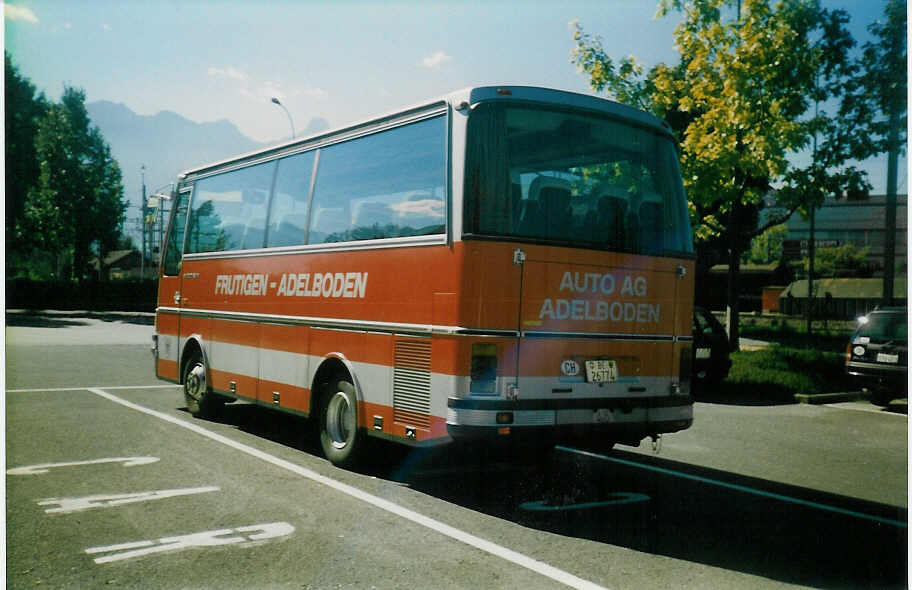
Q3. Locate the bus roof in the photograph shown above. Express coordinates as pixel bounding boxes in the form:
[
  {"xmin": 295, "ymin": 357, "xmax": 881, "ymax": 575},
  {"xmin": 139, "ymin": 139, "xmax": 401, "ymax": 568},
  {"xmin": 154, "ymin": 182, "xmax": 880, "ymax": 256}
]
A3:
[
  {"xmin": 178, "ymin": 85, "xmax": 674, "ymax": 181},
  {"xmin": 457, "ymin": 86, "xmax": 672, "ymax": 136}
]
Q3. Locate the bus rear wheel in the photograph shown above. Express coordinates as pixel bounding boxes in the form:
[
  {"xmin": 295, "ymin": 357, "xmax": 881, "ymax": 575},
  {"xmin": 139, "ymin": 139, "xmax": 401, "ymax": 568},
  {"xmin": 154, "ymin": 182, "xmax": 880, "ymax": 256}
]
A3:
[
  {"xmin": 319, "ymin": 374, "xmax": 362, "ymax": 468},
  {"xmin": 183, "ymin": 350, "xmax": 223, "ymax": 419}
]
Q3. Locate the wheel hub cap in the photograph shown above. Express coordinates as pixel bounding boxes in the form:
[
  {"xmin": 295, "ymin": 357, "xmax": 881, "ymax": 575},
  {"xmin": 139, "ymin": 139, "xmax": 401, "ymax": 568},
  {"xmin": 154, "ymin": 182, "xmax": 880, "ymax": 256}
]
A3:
[
  {"xmin": 326, "ymin": 391, "xmax": 354, "ymax": 449},
  {"xmin": 186, "ymin": 363, "xmax": 206, "ymax": 401}
]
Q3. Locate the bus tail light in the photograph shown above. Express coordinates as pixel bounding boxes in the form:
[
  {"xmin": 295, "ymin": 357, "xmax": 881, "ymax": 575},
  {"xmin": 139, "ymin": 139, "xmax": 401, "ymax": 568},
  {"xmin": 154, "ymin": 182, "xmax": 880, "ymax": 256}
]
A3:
[{"xmin": 470, "ymin": 343, "xmax": 498, "ymax": 394}]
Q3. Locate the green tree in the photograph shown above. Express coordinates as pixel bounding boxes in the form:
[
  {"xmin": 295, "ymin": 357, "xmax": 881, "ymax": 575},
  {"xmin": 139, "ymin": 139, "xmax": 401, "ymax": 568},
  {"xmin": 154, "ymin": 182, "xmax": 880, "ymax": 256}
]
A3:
[
  {"xmin": 840, "ymin": 0, "xmax": 907, "ymax": 161},
  {"xmin": 840, "ymin": 0, "xmax": 906, "ymax": 304},
  {"xmin": 25, "ymin": 103, "xmax": 75, "ymax": 273},
  {"xmin": 802, "ymin": 243, "xmax": 870, "ymax": 278},
  {"xmin": 26, "ymin": 86, "xmax": 127, "ymax": 281},
  {"xmin": 572, "ymin": 0, "xmax": 870, "ymax": 348},
  {"xmin": 5, "ymin": 52, "xmax": 48, "ymax": 273},
  {"xmin": 745, "ymin": 223, "xmax": 787, "ymax": 265}
]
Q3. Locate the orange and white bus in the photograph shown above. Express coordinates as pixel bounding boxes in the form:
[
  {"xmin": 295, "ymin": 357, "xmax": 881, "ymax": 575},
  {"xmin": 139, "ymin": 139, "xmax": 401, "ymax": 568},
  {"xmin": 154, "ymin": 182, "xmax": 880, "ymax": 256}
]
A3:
[{"xmin": 153, "ymin": 85, "xmax": 695, "ymax": 466}]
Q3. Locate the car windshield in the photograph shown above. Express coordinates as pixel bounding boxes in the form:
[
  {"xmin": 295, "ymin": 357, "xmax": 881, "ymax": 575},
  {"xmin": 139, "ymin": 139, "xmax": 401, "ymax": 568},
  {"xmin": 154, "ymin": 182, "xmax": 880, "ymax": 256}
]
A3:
[{"xmin": 859, "ymin": 312, "xmax": 907, "ymax": 342}]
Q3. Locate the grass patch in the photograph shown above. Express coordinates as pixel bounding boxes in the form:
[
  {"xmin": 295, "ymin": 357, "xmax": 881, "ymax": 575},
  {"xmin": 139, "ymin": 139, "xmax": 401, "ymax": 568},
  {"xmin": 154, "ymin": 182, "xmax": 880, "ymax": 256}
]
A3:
[{"xmin": 697, "ymin": 346, "xmax": 853, "ymax": 404}]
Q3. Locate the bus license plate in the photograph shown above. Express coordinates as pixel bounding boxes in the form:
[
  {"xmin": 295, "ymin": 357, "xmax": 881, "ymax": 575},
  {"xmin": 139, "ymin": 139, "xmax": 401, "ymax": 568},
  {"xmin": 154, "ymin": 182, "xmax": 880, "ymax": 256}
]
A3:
[
  {"xmin": 585, "ymin": 360, "xmax": 618, "ymax": 384},
  {"xmin": 877, "ymin": 353, "xmax": 899, "ymax": 364}
]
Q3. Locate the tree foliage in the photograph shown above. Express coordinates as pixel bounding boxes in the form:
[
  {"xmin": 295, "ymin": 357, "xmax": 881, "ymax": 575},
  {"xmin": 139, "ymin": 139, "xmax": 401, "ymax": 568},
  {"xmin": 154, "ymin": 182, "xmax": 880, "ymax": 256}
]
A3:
[
  {"xmin": 572, "ymin": 0, "xmax": 869, "ymax": 243},
  {"xmin": 10, "ymin": 57, "xmax": 128, "ymax": 281},
  {"xmin": 840, "ymin": 0, "xmax": 907, "ymax": 160},
  {"xmin": 572, "ymin": 0, "xmax": 879, "ymax": 345},
  {"xmin": 5, "ymin": 52, "xmax": 48, "ymax": 263},
  {"xmin": 744, "ymin": 223, "xmax": 787, "ymax": 265},
  {"xmin": 802, "ymin": 243, "xmax": 870, "ymax": 278}
]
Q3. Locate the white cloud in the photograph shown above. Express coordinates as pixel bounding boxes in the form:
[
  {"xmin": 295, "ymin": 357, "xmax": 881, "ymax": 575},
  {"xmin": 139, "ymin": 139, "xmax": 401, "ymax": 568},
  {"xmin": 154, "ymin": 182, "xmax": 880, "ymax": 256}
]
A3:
[
  {"xmin": 239, "ymin": 83, "xmax": 327, "ymax": 105},
  {"xmin": 4, "ymin": 4, "xmax": 39, "ymax": 24},
  {"xmin": 240, "ymin": 84, "xmax": 288, "ymax": 104},
  {"xmin": 102, "ymin": 23, "xmax": 111, "ymax": 31},
  {"xmin": 421, "ymin": 51, "xmax": 452, "ymax": 69},
  {"xmin": 214, "ymin": 70, "xmax": 325, "ymax": 111},
  {"xmin": 207, "ymin": 66, "xmax": 249, "ymax": 82},
  {"xmin": 391, "ymin": 199, "xmax": 444, "ymax": 219},
  {"xmin": 301, "ymin": 87, "xmax": 328, "ymax": 100}
]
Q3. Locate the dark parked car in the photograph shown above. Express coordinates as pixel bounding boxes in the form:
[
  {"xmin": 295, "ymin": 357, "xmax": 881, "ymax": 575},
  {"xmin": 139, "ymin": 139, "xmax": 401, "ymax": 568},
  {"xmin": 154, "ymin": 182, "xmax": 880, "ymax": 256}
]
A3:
[
  {"xmin": 692, "ymin": 306, "xmax": 732, "ymax": 385},
  {"xmin": 845, "ymin": 307, "xmax": 907, "ymax": 406}
]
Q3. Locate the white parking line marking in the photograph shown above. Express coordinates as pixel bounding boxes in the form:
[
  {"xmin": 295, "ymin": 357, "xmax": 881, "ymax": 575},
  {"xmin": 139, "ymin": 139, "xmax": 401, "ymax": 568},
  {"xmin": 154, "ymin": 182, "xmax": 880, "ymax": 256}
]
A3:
[
  {"xmin": 39, "ymin": 486, "xmax": 220, "ymax": 514},
  {"xmin": 85, "ymin": 522, "xmax": 295, "ymax": 564},
  {"xmin": 87, "ymin": 387, "xmax": 608, "ymax": 590},
  {"xmin": 7, "ymin": 457, "xmax": 160, "ymax": 475},
  {"xmin": 6, "ymin": 384, "xmax": 179, "ymax": 393},
  {"xmin": 823, "ymin": 402, "xmax": 908, "ymax": 417},
  {"xmin": 558, "ymin": 446, "xmax": 907, "ymax": 529}
]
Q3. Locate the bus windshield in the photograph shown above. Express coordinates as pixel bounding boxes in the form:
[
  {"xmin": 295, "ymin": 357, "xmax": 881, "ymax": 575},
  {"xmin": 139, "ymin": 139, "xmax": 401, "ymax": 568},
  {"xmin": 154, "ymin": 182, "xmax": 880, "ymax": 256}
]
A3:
[{"xmin": 464, "ymin": 102, "xmax": 693, "ymax": 256}]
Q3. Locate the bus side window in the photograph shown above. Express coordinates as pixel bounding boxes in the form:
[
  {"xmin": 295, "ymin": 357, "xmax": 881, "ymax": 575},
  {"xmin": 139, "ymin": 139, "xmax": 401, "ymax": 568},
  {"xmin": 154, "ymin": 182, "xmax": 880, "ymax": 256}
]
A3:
[
  {"xmin": 267, "ymin": 150, "xmax": 316, "ymax": 248},
  {"xmin": 163, "ymin": 188, "xmax": 191, "ymax": 276},
  {"xmin": 310, "ymin": 207, "xmax": 349, "ymax": 243},
  {"xmin": 308, "ymin": 115, "xmax": 446, "ymax": 245},
  {"xmin": 187, "ymin": 161, "xmax": 274, "ymax": 253}
]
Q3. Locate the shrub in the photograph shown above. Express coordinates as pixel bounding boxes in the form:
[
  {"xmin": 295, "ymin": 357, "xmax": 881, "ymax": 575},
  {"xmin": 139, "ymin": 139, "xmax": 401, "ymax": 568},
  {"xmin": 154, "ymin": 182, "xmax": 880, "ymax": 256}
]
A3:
[{"xmin": 701, "ymin": 346, "xmax": 852, "ymax": 403}]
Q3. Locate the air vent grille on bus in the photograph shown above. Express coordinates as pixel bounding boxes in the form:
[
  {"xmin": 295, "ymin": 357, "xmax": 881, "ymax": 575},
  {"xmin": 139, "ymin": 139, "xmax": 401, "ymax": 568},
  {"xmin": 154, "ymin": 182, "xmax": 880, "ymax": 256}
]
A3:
[{"xmin": 394, "ymin": 339, "xmax": 431, "ymax": 428}]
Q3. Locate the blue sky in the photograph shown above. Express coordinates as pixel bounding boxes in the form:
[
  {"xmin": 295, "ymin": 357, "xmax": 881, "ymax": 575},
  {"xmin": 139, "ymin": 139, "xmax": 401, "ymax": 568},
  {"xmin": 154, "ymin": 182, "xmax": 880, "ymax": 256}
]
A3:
[{"xmin": 4, "ymin": 0, "xmax": 903, "ymax": 195}]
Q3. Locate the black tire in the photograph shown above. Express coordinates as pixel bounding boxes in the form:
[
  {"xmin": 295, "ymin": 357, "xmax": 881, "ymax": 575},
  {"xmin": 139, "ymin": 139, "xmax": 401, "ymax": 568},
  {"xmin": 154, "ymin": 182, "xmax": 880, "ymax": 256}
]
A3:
[
  {"xmin": 183, "ymin": 349, "xmax": 223, "ymax": 419},
  {"xmin": 318, "ymin": 374, "xmax": 363, "ymax": 468}
]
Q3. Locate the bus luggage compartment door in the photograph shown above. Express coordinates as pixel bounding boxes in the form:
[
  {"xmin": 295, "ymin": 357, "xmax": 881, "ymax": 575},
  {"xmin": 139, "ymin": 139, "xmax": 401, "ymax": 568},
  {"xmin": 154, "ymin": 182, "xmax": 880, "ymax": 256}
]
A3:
[{"xmin": 513, "ymin": 257, "xmax": 680, "ymax": 430}]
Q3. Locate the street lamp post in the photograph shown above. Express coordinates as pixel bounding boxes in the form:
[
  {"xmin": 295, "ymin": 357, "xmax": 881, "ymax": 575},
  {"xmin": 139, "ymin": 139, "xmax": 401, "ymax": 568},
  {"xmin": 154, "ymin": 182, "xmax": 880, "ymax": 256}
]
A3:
[{"xmin": 271, "ymin": 97, "xmax": 295, "ymax": 139}]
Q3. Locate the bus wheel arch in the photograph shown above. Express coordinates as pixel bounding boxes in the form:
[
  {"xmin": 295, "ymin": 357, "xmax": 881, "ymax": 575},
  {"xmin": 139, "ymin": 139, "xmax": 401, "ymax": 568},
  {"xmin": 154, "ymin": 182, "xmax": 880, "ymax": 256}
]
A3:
[
  {"xmin": 311, "ymin": 356, "xmax": 364, "ymax": 468},
  {"xmin": 310, "ymin": 355, "xmax": 364, "ymax": 411}
]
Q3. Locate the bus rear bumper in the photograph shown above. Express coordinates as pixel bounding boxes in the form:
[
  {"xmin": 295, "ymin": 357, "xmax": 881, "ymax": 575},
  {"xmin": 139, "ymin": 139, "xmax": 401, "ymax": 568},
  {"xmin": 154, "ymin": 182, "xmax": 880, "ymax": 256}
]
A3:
[{"xmin": 445, "ymin": 395, "xmax": 693, "ymax": 441}]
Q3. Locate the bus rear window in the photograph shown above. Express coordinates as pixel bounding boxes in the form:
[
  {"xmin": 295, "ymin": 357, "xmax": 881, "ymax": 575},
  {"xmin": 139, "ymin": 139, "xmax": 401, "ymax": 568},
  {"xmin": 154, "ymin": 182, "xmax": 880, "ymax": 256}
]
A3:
[{"xmin": 464, "ymin": 103, "xmax": 693, "ymax": 256}]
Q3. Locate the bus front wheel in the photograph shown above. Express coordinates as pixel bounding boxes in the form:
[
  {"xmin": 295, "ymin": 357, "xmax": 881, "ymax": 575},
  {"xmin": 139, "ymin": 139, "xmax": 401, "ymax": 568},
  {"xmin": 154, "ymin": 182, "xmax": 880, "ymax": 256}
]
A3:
[
  {"xmin": 319, "ymin": 375, "xmax": 362, "ymax": 468},
  {"xmin": 183, "ymin": 350, "xmax": 222, "ymax": 419}
]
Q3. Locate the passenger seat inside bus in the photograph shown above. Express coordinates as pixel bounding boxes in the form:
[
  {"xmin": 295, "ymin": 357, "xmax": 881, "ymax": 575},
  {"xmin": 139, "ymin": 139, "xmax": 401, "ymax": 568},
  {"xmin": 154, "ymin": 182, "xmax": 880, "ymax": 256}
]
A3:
[
  {"xmin": 638, "ymin": 198, "xmax": 664, "ymax": 255},
  {"xmin": 510, "ymin": 183, "xmax": 522, "ymax": 232},
  {"xmin": 596, "ymin": 189, "xmax": 628, "ymax": 250},
  {"xmin": 518, "ymin": 200, "xmax": 544, "ymax": 236},
  {"xmin": 523, "ymin": 176, "xmax": 571, "ymax": 239}
]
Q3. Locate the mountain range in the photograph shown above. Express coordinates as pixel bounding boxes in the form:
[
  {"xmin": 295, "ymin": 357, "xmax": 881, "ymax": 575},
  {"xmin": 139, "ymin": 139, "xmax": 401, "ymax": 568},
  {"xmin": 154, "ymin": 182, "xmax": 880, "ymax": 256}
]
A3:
[{"xmin": 85, "ymin": 101, "xmax": 328, "ymax": 244}]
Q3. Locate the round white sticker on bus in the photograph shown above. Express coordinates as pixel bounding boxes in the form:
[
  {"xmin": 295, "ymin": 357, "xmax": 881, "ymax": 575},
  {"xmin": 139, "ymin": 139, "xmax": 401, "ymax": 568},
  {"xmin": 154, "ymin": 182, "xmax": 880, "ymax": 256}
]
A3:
[{"xmin": 560, "ymin": 360, "xmax": 580, "ymax": 376}]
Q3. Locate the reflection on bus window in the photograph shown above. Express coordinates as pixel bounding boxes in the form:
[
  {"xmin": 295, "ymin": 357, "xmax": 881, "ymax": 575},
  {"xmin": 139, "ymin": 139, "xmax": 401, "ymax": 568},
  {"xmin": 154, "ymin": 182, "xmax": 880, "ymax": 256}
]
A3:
[
  {"xmin": 187, "ymin": 161, "xmax": 276, "ymax": 253},
  {"xmin": 163, "ymin": 189, "xmax": 190, "ymax": 275},
  {"xmin": 308, "ymin": 115, "xmax": 446, "ymax": 244},
  {"xmin": 267, "ymin": 151, "xmax": 316, "ymax": 248}
]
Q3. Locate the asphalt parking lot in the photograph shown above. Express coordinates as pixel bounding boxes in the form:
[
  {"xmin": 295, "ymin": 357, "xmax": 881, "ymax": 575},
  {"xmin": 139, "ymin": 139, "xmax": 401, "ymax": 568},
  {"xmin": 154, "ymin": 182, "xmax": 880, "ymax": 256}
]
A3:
[{"xmin": 5, "ymin": 311, "xmax": 908, "ymax": 589}]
